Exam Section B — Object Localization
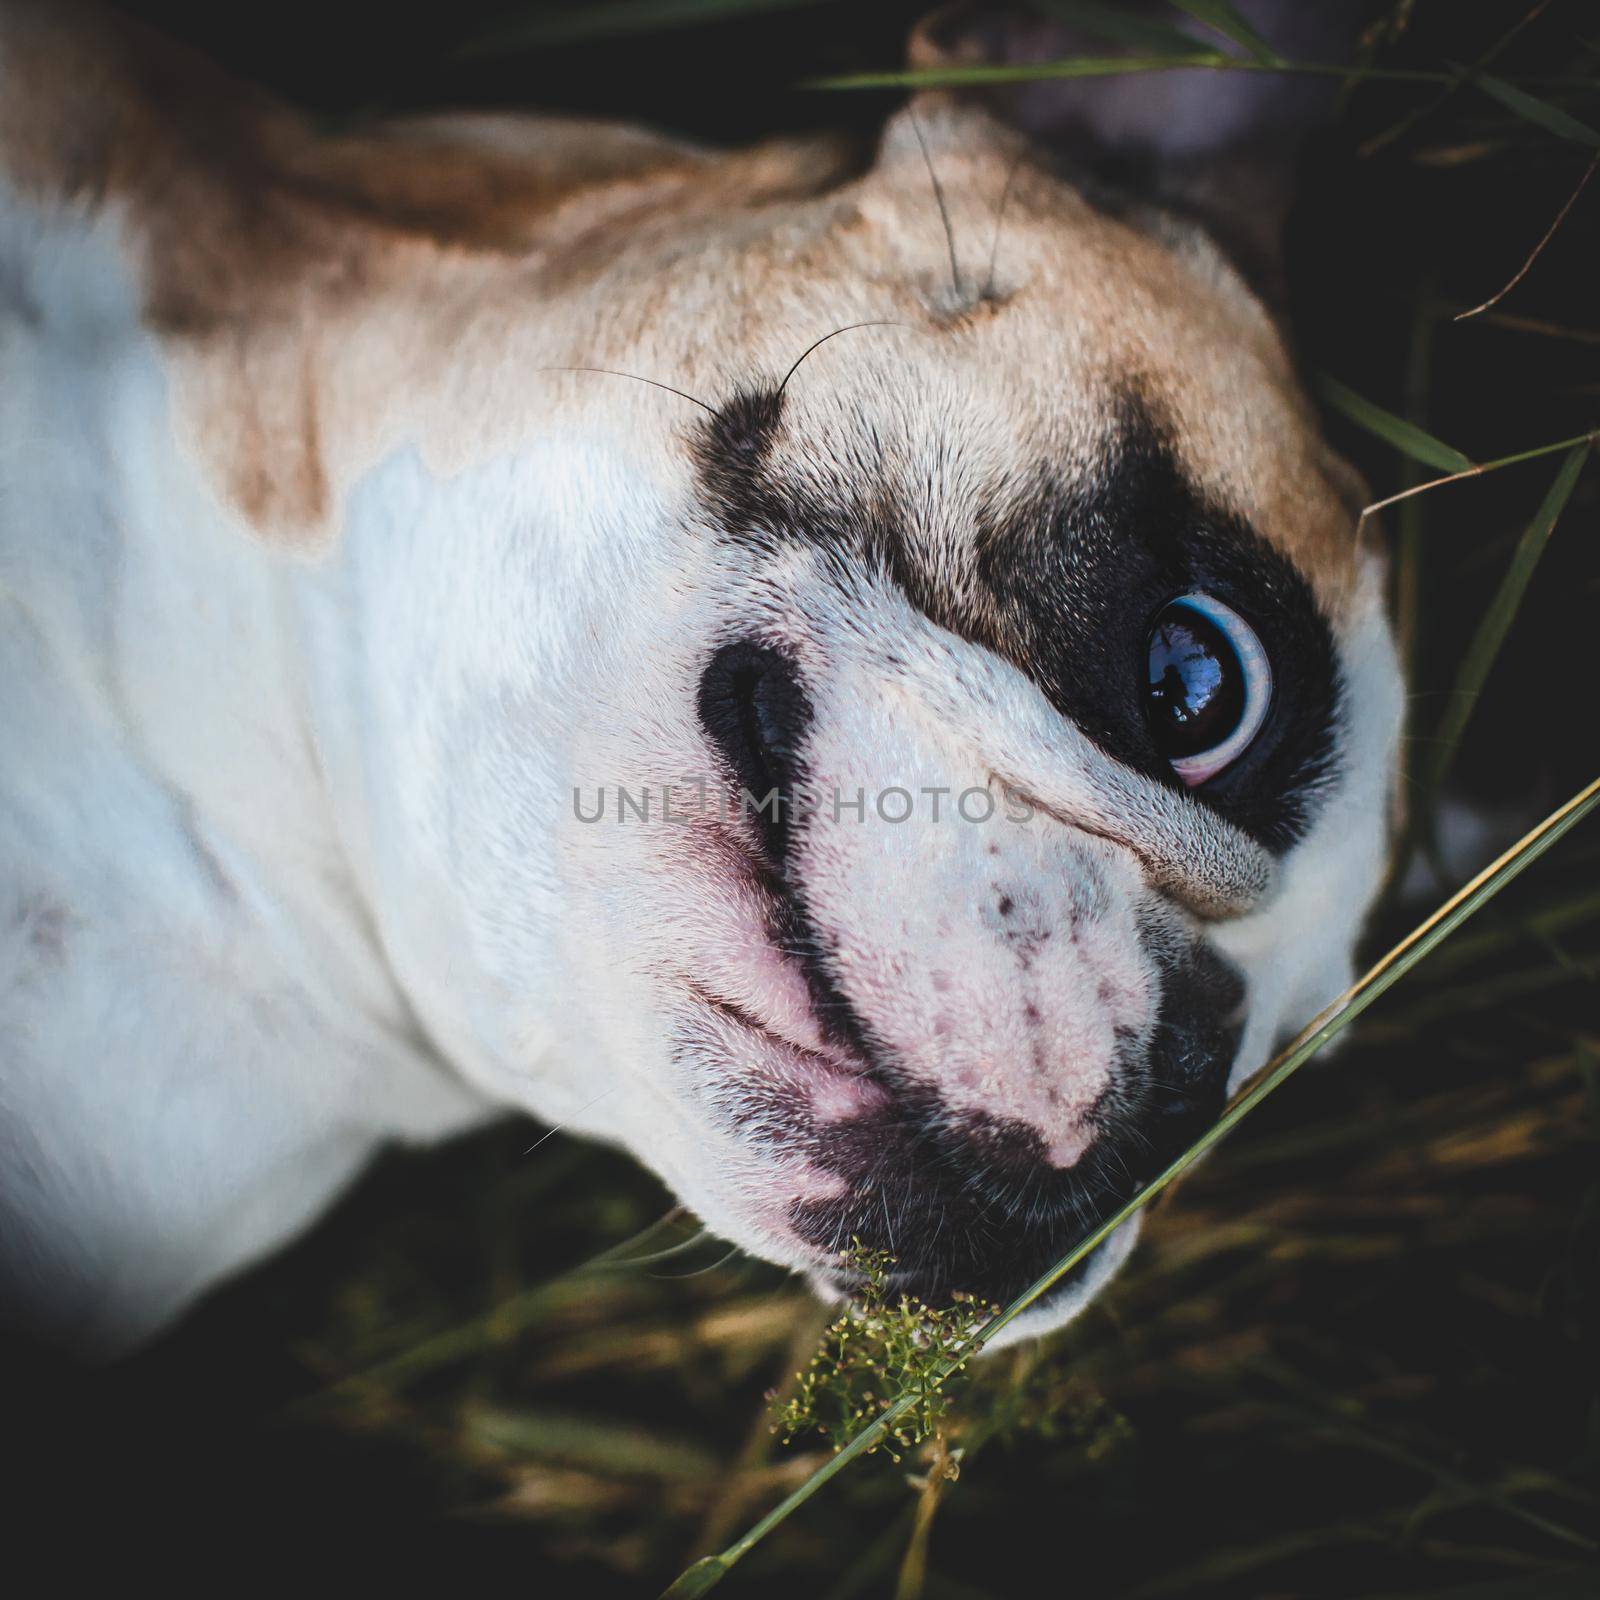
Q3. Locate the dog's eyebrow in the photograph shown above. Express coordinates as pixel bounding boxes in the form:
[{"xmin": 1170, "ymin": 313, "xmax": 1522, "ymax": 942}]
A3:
[{"xmin": 691, "ymin": 386, "xmax": 789, "ymax": 539}]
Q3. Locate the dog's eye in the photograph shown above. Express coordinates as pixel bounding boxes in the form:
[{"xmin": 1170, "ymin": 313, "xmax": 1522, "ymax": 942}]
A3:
[{"xmin": 1144, "ymin": 594, "xmax": 1272, "ymax": 786}]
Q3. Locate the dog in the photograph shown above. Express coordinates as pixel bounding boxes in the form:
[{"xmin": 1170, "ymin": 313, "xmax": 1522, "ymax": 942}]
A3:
[{"xmin": 0, "ymin": 1, "xmax": 1402, "ymax": 1356}]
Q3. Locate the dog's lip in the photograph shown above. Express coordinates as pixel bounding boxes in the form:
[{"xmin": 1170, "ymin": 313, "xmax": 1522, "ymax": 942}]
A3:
[
  {"xmin": 681, "ymin": 952, "xmax": 898, "ymax": 1158},
  {"xmin": 683, "ymin": 976, "xmax": 845, "ymax": 1066},
  {"xmin": 685, "ymin": 978, "xmax": 890, "ymax": 1130},
  {"xmin": 688, "ymin": 811, "xmax": 875, "ymax": 1067}
]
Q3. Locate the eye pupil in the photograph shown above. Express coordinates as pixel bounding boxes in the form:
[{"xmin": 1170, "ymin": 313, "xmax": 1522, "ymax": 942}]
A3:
[{"xmin": 1145, "ymin": 603, "xmax": 1247, "ymax": 760}]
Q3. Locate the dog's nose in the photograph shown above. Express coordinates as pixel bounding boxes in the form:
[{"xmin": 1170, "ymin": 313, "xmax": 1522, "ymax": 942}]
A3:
[{"xmin": 1136, "ymin": 935, "xmax": 1247, "ymax": 1167}]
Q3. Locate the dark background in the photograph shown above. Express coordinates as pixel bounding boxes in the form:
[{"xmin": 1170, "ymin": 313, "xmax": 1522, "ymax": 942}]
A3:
[{"xmin": 7, "ymin": 3, "xmax": 1598, "ymax": 1594}]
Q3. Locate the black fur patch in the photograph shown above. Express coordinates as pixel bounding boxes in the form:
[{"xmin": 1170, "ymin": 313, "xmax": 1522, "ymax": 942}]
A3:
[
  {"xmin": 696, "ymin": 641, "xmax": 882, "ymax": 1069},
  {"xmin": 692, "ymin": 387, "xmax": 1342, "ymax": 852},
  {"xmin": 689, "ymin": 386, "xmax": 790, "ymax": 546}
]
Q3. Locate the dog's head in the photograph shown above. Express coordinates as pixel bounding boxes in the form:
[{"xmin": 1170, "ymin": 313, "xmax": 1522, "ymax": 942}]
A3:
[
  {"xmin": 6, "ymin": 3, "xmax": 1401, "ymax": 1331},
  {"xmin": 551, "ymin": 192, "xmax": 1399, "ymax": 1331},
  {"xmin": 511, "ymin": 11, "xmax": 1401, "ymax": 1331}
]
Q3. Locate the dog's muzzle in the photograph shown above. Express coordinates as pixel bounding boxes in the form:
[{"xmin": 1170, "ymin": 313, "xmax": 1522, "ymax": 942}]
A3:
[{"xmin": 786, "ymin": 936, "xmax": 1245, "ymax": 1311}]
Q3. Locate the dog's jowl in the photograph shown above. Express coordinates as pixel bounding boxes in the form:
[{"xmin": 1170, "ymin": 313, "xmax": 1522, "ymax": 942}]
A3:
[{"xmin": 0, "ymin": 1, "xmax": 1401, "ymax": 1353}]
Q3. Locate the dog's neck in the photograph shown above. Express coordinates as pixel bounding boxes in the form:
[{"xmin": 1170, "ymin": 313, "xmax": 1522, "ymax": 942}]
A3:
[{"xmin": 8, "ymin": 187, "xmax": 618, "ymax": 1122}]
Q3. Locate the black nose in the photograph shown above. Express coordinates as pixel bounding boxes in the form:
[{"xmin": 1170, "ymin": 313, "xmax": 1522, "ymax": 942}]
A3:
[
  {"xmin": 1136, "ymin": 936, "xmax": 1247, "ymax": 1168},
  {"xmin": 697, "ymin": 640, "xmax": 811, "ymax": 861},
  {"xmin": 787, "ymin": 939, "xmax": 1246, "ymax": 1310}
]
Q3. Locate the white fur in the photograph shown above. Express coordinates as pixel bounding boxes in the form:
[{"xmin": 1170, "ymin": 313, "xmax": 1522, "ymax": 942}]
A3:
[{"xmin": 0, "ymin": 92, "xmax": 1403, "ymax": 1354}]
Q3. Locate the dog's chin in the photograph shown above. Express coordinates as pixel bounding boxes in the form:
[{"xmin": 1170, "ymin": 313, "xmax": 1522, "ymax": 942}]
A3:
[
  {"xmin": 798, "ymin": 1217, "xmax": 1143, "ymax": 1351},
  {"xmin": 691, "ymin": 1021, "xmax": 1172, "ymax": 1334}
]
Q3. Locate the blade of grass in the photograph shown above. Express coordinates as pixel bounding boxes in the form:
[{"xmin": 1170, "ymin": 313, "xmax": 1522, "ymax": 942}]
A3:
[
  {"xmin": 661, "ymin": 774, "xmax": 1600, "ymax": 1598},
  {"xmin": 1357, "ymin": 428, "xmax": 1596, "ymax": 526},
  {"xmin": 1386, "ymin": 286, "xmax": 1444, "ymax": 876},
  {"xmin": 457, "ymin": 0, "xmax": 833, "ymax": 57},
  {"xmin": 1456, "ymin": 150, "xmax": 1600, "ymax": 320},
  {"xmin": 1395, "ymin": 280, "xmax": 1441, "ymax": 683},
  {"xmin": 1317, "ymin": 373, "xmax": 1474, "ymax": 474},
  {"xmin": 1422, "ymin": 885, "xmax": 1600, "ymax": 977},
  {"xmin": 1424, "ymin": 442, "xmax": 1590, "ymax": 799},
  {"xmin": 1455, "ymin": 310, "xmax": 1600, "ymax": 344},
  {"xmin": 808, "ymin": 56, "xmax": 1452, "ymax": 91},
  {"xmin": 1468, "ymin": 68, "xmax": 1600, "ymax": 147},
  {"xmin": 1244, "ymin": 1356, "xmax": 1598, "ymax": 1552},
  {"xmin": 284, "ymin": 1209, "xmax": 704, "ymax": 1417},
  {"xmin": 1359, "ymin": 1, "xmax": 1556, "ymax": 158},
  {"xmin": 1169, "ymin": 0, "xmax": 1280, "ymax": 65},
  {"xmin": 892, "ymin": 1435, "xmax": 956, "ymax": 1600},
  {"xmin": 807, "ymin": 59, "xmax": 1599, "ymax": 92},
  {"xmin": 471, "ymin": 1405, "xmax": 723, "ymax": 1479}
]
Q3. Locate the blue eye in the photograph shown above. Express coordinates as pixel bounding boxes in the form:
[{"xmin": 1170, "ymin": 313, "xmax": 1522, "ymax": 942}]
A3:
[{"xmin": 1144, "ymin": 593, "xmax": 1272, "ymax": 786}]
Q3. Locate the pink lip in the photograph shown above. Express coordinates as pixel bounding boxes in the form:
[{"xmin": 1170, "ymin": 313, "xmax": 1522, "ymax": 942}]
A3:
[
  {"xmin": 674, "ymin": 818, "xmax": 843, "ymax": 1053},
  {"xmin": 686, "ymin": 978, "xmax": 889, "ymax": 1123},
  {"xmin": 679, "ymin": 815, "xmax": 892, "ymax": 1129}
]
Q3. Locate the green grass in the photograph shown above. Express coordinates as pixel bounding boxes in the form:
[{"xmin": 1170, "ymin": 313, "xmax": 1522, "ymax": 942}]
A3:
[{"xmin": 38, "ymin": 3, "xmax": 1600, "ymax": 1594}]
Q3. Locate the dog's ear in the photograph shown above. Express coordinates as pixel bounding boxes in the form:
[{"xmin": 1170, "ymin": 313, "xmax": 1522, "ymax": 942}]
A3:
[{"xmin": 907, "ymin": 1, "xmax": 1365, "ymax": 302}]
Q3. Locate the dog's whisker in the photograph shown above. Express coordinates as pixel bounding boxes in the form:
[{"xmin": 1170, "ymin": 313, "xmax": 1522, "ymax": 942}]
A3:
[
  {"xmin": 537, "ymin": 364, "xmax": 716, "ymax": 414},
  {"xmin": 983, "ymin": 146, "xmax": 1027, "ymax": 302},
  {"xmin": 648, "ymin": 1240, "xmax": 743, "ymax": 1279},
  {"xmin": 775, "ymin": 321, "xmax": 906, "ymax": 402},
  {"xmin": 909, "ymin": 105, "xmax": 962, "ymax": 301},
  {"xmin": 523, "ymin": 1087, "xmax": 616, "ymax": 1157},
  {"xmin": 605, "ymin": 1227, "xmax": 714, "ymax": 1271}
]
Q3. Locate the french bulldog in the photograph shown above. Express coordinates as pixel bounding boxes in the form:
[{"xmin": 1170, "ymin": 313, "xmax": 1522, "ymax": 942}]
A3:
[{"xmin": 0, "ymin": 0, "xmax": 1401, "ymax": 1355}]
